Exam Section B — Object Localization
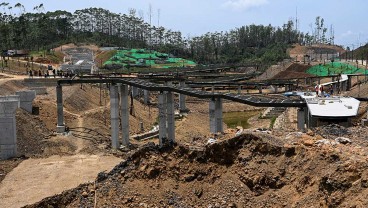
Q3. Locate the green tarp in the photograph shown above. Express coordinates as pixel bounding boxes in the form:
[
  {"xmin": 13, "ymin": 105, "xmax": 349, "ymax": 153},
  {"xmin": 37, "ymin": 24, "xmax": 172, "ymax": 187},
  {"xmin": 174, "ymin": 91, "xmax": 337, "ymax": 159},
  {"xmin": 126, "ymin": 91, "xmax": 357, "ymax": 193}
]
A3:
[{"xmin": 307, "ymin": 62, "xmax": 367, "ymax": 76}]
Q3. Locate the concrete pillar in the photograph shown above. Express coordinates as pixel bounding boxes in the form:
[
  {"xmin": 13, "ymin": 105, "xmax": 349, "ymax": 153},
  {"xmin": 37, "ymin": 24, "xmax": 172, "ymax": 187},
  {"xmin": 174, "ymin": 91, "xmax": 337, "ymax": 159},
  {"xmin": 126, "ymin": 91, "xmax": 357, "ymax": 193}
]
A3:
[
  {"xmin": 56, "ymin": 85, "xmax": 65, "ymax": 133},
  {"xmin": 166, "ymin": 92, "xmax": 175, "ymax": 143},
  {"xmin": 215, "ymin": 98, "xmax": 223, "ymax": 133},
  {"xmin": 132, "ymin": 86, "xmax": 138, "ymax": 97},
  {"xmin": 211, "ymin": 85, "xmax": 215, "ymax": 93},
  {"xmin": 237, "ymin": 85, "xmax": 242, "ymax": 94},
  {"xmin": 15, "ymin": 90, "xmax": 36, "ymax": 113},
  {"xmin": 347, "ymin": 76, "xmax": 352, "ymax": 91},
  {"xmin": 209, "ymin": 98, "xmax": 216, "ymax": 133},
  {"xmin": 297, "ymin": 108, "xmax": 305, "ymax": 131},
  {"xmin": 179, "ymin": 81, "xmax": 187, "ymax": 112},
  {"xmin": 110, "ymin": 84, "xmax": 119, "ymax": 149},
  {"xmin": 258, "ymin": 85, "xmax": 263, "ymax": 94},
  {"xmin": 158, "ymin": 92, "xmax": 167, "ymax": 147},
  {"xmin": 143, "ymin": 90, "xmax": 150, "ymax": 105},
  {"xmin": 120, "ymin": 84, "xmax": 129, "ymax": 147},
  {"xmin": 0, "ymin": 96, "xmax": 20, "ymax": 159}
]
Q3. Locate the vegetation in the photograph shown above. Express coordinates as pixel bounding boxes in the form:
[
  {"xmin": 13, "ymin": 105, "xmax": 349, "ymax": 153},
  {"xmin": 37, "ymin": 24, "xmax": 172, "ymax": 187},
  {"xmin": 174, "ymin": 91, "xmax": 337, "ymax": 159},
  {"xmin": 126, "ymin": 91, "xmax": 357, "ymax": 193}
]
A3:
[
  {"xmin": 223, "ymin": 110, "xmax": 262, "ymax": 129},
  {"xmin": 0, "ymin": 2, "xmax": 336, "ymax": 69},
  {"xmin": 269, "ymin": 116, "xmax": 277, "ymax": 129}
]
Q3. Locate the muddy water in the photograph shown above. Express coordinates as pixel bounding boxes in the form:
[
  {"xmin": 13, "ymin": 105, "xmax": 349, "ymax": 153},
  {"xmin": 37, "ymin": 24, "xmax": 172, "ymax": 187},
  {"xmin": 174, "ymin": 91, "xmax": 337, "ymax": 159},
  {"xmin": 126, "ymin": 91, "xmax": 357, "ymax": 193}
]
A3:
[{"xmin": 223, "ymin": 110, "xmax": 263, "ymax": 129}]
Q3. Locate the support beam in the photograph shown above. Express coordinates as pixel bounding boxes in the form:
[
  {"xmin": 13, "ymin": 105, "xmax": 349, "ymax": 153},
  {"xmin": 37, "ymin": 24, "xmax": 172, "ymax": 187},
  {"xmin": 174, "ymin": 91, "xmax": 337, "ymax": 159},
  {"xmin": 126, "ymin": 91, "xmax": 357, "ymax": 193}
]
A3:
[
  {"xmin": 0, "ymin": 96, "xmax": 19, "ymax": 159},
  {"xmin": 143, "ymin": 90, "xmax": 150, "ymax": 105},
  {"xmin": 237, "ymin": 85, "xmax": 242, "ymax": 94},
  {"xmin": 258, "ymin": 85, "xmax": 263, "ymax": 94},
  {"xmin": 166, "ymin": 91, "xmax": 175, "ymax": 143},
  {"xmin": 179, "ymin": 81, "xmax": 187, "ymax": 112},
  {"xmin": 347, "ymin": 76, "xmax": 352, "ymax": 91},
  {"xmin": 110, "ymin": 84, "xmax": 120, "ymax": 149},
  {"xmin": 120, "ymin": 84, "xmax": 129, "ymax": 146},
  {"xmin": 56, "ymin": 85, "xmax": 65, "ymax": 133},
  {"xmin": 297, "ymin": 108, "xmax": 305, "ymax": 131},
  {"xmin": 132, "ymin": 86, "xmax": 138, "ymax": 97},
  {"xmin": 215, "ymin": 98, "xmax": 223, "ymax": 133},
  {"xmin": 209, "ymin": 98, "xmax": 216, "ymax": 133},
  {"xmin": 158, "ymin": 92, "xmax": 167, "ymax": 147}
]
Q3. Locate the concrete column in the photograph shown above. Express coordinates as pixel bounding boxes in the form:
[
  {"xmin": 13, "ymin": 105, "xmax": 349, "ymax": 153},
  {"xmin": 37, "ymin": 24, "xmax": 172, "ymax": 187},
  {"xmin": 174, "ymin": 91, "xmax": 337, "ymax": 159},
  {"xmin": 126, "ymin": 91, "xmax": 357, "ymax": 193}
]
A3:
[
  {"xmin": 209, "ymin": 98, "xmax": 216, "ymax": 133},
  {"xmin": 158, "ymin": 92, "xmax": 167, "ymax": 147},
  {"xmin": 110, "ymin": 84, "xmax": 120, "ymax": 149},
  {"xmin": 297, "ymin": 108, "xmax": 305, "ymax": 131},
  {"xmin": 333, "ymin": 83, "xmax": 337, "ymax": 95},
  {"xmin": 347, "ymin": 76, "xmax": 352, "ymax": 91},
  {"xmin": 143, "ymin": 90, "xmax": 150, "ymax": 105},
  {"xmin": 274, "ymin": 85, "xmax": 278, "ymax": 93},
  {"xmin": 15, "ymin": 90, "xmax": 36, "ymax": 113},
  {"xmin": 120, "ymin": 84, "xmax": 129, "ymax": 147},
  {"xmin": 132, "ymin": 86, "xmax": 138, "ymax": 97},
  {"xmin": 0, "ymin": 96, "xmax": 19, "ymax": 159},
  {"xmin": 258, "ymin": 85, "xmax": 263, "ymax": 94},
  {"xmin": 215, "ymin": 98, "xmax": 223, "ymax": 133},
  {"xmin": 211, "ymin": 85, "xmax": 215, "ymax": 93},
  {"xmin": 166, "ymin": 92, "xmax": 175, "ymax": 143},
  {"xmin": 237, "ymin": 85, "xmax": 242, "ymax": 94},
  {"xmin": 179, "ymin": 81, "xmax": 187, "ymax": 112},
  {"xmin": 56, "ymin": 85, "xmax": 65, "ymax": 133}
]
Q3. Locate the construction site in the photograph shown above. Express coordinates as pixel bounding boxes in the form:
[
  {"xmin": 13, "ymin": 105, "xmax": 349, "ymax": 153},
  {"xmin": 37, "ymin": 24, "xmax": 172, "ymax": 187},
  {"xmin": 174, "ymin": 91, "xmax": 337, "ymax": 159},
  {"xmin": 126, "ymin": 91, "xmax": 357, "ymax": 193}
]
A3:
[{"xmin": 1, "ymin": 44, "xmax": 368, "ymax": 208}]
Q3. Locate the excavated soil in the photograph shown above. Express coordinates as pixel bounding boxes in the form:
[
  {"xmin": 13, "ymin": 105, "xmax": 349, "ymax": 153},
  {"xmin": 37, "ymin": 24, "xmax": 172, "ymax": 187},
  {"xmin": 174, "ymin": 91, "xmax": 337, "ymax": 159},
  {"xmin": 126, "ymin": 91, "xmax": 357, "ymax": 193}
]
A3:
[
  {"xmin": 25, "ymin": 130, "xmax": 368, "ymax": 208},
  {"xmin": 271, "ymin": 63, "xmax": 313, "ymax": 80}
]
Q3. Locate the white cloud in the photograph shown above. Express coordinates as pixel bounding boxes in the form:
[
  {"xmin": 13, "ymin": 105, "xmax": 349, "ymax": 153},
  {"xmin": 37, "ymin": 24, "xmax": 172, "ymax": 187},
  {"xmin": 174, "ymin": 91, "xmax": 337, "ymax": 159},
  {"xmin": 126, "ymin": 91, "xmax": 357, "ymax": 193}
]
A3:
[{"xmin": 222, "ymin": 0, "xmax": 269, "ymax": 11}]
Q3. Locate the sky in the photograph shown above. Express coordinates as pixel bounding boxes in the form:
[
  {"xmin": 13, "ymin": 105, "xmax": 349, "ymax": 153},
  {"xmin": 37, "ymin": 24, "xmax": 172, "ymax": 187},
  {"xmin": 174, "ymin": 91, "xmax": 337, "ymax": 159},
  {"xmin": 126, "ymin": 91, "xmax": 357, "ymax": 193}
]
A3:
[{"xmin": 3, "ymin": 0, "xmax": 368, "ymax": 48}]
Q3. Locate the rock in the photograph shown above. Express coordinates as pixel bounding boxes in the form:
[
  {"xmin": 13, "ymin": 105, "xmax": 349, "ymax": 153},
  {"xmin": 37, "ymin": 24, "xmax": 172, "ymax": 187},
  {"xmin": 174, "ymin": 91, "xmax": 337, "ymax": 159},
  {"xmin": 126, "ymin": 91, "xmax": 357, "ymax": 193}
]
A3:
[
  {"xmin": 315, "ymin": 139, "xmax": 331, "ymax": 145},
  {"xmin": 140, "ymin": 164, "xmax": 147, "ymax": 171},
  {"xmin": 228, "ymin": 202, "xmax": 237, "ymax": 207},
  {"xmin": 194, "ymin": 188, "xmax": 203, "ymax": 198},
  {"xmin": 302, "ymin": 139, "xmax": 314, "ymax": 146},
  {"xmin": 306, "ymin": 129, "xmax": 315, "ymax": 136},
  {"xmin": 183, "ymin": 174, "xmax": 197, "ymax": 182},
  {"xmin": 139, "ymin": 203, "xmax": 148, "ymax": 208},
  {"xmin": 82, "ymin": 191, "xmax": 88, "ymax": 197},
  {"xmin": 335, "ymin": 137, "xmax": 351, "ymax": 144}
]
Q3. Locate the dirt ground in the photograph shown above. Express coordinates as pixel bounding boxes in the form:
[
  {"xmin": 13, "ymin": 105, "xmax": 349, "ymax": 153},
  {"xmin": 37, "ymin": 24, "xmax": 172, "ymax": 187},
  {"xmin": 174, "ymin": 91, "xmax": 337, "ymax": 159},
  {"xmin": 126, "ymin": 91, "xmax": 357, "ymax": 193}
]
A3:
[
  {"xmin": 0, "ymin": 154, "xmax": 121, "ymax": 208},
  {"xmin": 26, "ymin": 128, "xmax": 368, "ymax": 208}
]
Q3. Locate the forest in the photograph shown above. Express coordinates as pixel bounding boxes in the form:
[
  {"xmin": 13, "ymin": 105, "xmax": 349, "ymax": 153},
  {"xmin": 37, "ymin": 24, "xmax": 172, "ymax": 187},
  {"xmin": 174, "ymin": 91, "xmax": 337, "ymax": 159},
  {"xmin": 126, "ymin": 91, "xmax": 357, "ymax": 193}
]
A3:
[{"xmin": 0, "ymin": 3, "xmax": 335, "ymax": 66}]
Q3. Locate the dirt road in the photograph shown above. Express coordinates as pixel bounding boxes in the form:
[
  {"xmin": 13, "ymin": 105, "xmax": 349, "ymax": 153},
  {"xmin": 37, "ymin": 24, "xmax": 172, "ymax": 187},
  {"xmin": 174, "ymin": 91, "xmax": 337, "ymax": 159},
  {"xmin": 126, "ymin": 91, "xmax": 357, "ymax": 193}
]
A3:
[{"xmin": 0, "ymin": 154, "xmax": 121, "ymax": 208}]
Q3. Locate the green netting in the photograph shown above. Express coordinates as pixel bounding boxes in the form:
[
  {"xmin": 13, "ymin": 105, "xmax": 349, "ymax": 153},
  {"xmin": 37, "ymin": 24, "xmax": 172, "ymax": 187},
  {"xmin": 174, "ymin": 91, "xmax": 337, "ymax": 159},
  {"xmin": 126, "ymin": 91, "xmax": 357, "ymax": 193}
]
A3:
[
  {"xmin": 145, "ymin": 60, "xmax": 156, "ymax": 65},
  {"xmin": 103, "ymin": 48, "xmax": 196, "ymax": 69},
  {"xmin": 307, "ymin": 62, "xmax": 367, "ymax": 76}
]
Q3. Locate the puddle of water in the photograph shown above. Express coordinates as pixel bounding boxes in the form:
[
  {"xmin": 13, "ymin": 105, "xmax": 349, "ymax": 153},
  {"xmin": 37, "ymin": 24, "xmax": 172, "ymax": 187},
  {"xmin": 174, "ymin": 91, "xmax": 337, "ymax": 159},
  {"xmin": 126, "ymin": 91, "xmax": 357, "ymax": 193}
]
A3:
[{"xmin": 223, "ymin": 110, "xmax": 262, "ymax": 129}]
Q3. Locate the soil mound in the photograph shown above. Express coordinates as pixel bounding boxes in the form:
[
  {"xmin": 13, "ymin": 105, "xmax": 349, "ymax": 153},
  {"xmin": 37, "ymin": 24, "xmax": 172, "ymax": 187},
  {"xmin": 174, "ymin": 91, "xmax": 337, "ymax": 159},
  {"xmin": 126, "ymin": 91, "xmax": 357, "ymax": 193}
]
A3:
[
  {"xmin": 25, "ymin": 132, "xmax": 368, "ymax": 207},
  {"xmin": 272, "ymin": 63, "xmax": 313, "ymax": 79}
]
